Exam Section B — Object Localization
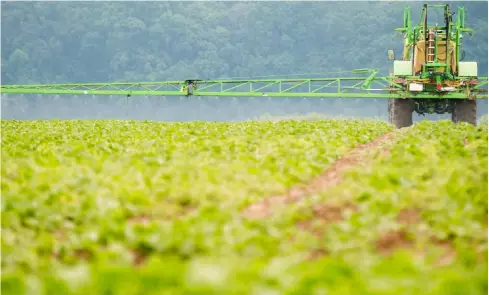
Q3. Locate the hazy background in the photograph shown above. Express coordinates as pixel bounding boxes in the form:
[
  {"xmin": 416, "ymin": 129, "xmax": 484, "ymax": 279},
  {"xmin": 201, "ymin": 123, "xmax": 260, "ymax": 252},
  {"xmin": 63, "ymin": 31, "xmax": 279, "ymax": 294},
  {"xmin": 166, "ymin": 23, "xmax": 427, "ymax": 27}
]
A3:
[{"xmin": 1, "ymin": 1, "xmax": 488, "ymax": 122}]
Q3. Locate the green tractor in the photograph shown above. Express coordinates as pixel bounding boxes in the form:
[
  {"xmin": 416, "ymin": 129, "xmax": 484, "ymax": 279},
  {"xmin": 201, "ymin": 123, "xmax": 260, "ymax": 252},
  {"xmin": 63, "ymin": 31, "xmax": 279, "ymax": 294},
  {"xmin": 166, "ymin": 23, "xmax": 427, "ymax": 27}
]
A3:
[{"xmin": 387, "ymin": 4, "xmax": 486, "ymax": 128}]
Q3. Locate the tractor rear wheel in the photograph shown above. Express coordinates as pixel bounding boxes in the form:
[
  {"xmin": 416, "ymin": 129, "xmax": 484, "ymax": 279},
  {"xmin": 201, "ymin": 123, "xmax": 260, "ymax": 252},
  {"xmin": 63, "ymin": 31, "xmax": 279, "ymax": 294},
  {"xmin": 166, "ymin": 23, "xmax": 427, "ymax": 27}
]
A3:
[
  {"xmin": 388, "ymin": 98, "xmax": 414, "ymax": 128},
  {"xmin": 452, "ymin": 99, "xmax": 477, "ymax": 125}
]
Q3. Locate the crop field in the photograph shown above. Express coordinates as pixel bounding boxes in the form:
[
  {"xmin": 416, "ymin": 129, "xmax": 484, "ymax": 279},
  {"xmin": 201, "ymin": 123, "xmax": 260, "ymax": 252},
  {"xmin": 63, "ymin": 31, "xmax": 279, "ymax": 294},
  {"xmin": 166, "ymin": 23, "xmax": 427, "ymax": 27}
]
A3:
[{"xmin": 1, "ymin": 118, "xmax": 487, "ymax": 295}]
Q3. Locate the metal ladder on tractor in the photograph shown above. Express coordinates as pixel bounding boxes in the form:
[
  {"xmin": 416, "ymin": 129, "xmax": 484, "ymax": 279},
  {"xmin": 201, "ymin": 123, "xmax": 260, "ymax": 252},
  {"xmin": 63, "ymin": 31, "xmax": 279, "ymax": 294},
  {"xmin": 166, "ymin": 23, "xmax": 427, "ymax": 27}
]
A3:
[{"xmin": 426, "ymin": 29, "xmax": 435, "ymax": 63}]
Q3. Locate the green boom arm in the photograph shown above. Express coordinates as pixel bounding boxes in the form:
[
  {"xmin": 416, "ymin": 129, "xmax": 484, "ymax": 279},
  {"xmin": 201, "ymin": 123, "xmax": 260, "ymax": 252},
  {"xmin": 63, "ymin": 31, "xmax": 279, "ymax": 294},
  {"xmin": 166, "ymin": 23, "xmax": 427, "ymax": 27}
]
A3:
[{"xmin": 1, "ymin": 69, "xmax": 487, "ymax": 99}]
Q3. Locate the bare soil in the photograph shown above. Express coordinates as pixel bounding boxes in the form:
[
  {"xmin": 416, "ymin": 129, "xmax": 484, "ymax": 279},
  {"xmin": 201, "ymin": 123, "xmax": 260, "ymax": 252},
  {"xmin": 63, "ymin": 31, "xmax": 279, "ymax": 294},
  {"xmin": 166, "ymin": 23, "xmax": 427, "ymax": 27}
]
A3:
[
  {"xmin": 296, "ymin": 202, "xmax": 358, "ymax": 241},
  {"xmin": 375, "ymin": 230, "xmax": 414, "ymax": 253},
  {"xmin": 397, "ymin": 208, "xmax": 422, "ymax": 225}
]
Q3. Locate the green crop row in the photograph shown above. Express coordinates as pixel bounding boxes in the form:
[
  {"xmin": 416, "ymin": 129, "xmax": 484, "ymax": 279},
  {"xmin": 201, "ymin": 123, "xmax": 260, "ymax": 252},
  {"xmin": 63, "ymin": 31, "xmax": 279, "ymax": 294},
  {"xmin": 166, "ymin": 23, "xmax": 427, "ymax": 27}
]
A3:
[
  {"xmin": 275, "ymin": 120, "xmax": 488, "ymax": 295},
  {"xmin": 1, "ymin": 119, "xmax": 391, "ymax": 295},
  {"xmin": 1, "ymin": 119, "xmax": 486, "ymax": 295}
]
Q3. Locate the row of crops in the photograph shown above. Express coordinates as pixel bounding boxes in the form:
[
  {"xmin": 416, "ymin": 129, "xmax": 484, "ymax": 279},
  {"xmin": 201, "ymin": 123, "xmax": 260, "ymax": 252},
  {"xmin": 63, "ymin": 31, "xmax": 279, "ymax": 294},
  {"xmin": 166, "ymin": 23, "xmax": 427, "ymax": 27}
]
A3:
[{"xmin": 1, "ymin": 118, "xmax": 487, "ymax": 295}]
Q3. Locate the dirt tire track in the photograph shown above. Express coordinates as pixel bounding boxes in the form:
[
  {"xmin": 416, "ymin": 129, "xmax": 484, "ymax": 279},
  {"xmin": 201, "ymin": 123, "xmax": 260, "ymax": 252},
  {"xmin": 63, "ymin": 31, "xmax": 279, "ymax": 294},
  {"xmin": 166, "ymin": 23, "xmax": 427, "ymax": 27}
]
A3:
[{"xmin": 242, "ymin": 132, "xmax": 393, "ymax": 219}]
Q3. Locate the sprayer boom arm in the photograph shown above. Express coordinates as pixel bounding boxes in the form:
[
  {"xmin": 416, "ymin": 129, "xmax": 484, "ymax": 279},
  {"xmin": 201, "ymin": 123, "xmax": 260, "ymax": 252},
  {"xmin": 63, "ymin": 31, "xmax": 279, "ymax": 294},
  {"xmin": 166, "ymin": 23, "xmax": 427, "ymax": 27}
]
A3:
[{"xmin": 2, "ymin": 70, "xmax": 487, "ymax": 99}]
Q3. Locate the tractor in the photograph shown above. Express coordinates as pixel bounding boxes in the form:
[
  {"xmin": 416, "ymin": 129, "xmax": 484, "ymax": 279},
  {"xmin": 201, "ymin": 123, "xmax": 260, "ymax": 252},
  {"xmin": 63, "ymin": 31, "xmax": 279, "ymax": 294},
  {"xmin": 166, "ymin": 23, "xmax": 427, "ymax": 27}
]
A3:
[{"xmin": 387, "ymin": 4, "xmax": 486, "ymax": 128}]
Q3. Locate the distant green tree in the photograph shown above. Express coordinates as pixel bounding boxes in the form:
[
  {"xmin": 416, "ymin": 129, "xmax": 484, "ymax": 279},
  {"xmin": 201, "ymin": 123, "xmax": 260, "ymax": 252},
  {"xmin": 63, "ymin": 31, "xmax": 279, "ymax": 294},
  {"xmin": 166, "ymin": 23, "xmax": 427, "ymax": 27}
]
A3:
[{"xmin": 1, "ymin": 1, "xmax": 487, "ymax": 84}]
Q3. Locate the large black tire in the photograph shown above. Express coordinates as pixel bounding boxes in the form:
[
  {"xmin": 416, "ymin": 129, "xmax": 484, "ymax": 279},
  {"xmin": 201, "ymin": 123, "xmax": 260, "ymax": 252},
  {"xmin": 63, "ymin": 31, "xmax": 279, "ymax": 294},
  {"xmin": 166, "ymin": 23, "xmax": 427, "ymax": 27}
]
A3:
[
  {"xmin": 452, "ymin": 99, "xmax": 477, "ymax": 125},
  {"xmin": 388, "ymin": 98, "xmax": 414, "ymax": 128},
  {"xmin": 387, "ymin": 99, "xmax": 393, "ymax": 123}
]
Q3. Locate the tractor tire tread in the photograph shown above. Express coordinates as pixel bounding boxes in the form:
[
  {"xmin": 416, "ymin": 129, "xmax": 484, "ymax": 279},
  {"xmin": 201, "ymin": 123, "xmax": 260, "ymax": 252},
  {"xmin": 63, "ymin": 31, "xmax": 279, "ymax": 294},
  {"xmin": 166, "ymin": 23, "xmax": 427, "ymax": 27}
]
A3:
[
  {"xmin": 452, "ymin": 99, "xmax": 477, "ymax": 125},
  {"xmin": 388, "ymin": 98, "xmax": 414, "ymax": 128}
]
